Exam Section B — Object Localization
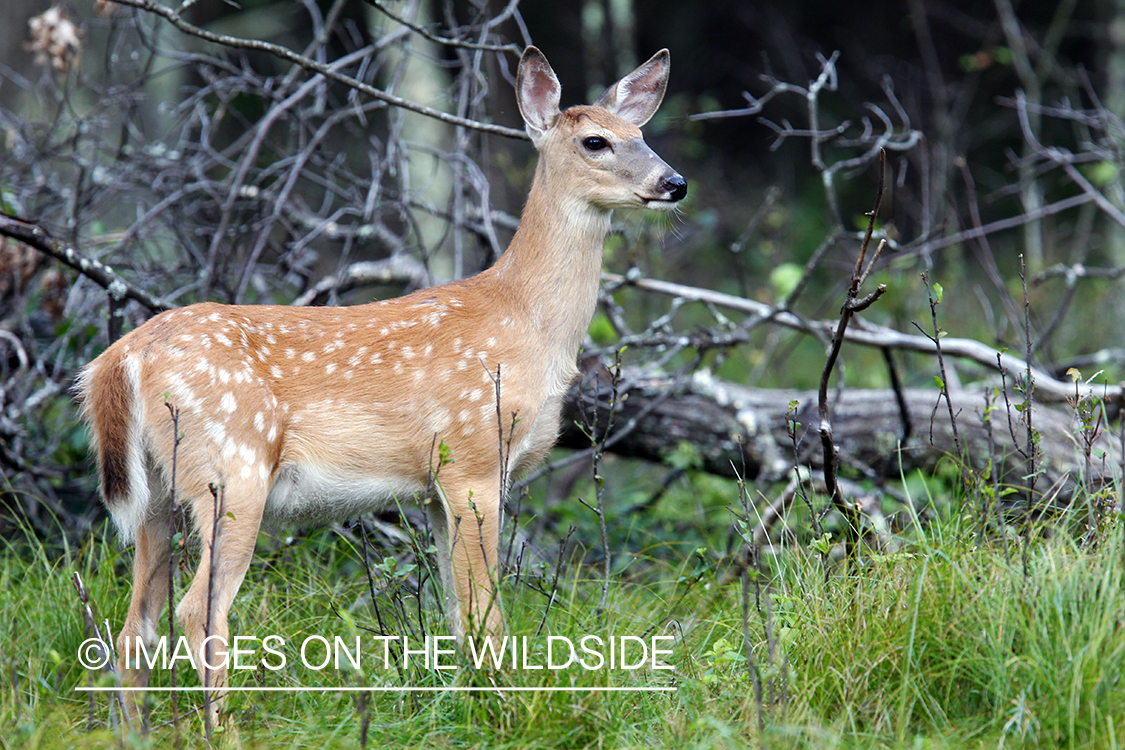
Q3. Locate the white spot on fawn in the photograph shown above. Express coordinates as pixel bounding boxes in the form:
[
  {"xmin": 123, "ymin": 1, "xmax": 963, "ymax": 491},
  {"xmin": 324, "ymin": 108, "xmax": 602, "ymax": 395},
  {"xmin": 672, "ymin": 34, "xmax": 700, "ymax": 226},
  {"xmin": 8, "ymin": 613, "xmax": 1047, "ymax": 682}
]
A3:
[
  {"xmin": 302, "ymin": 351, "xmax": 315, "ymax": 362},
  {"xmin": 254, "ymin": 412, "xmax": 265, "ymax": 433},
  {"xmin": 167, "ymin": 373, "xmax": 203, "ymax": 413},
  {"xmin": 220, "ymin": 392, "xmax": 237, "ymax": 413},
  {"xmin": 427, "ymin": 407, "xmax": 452, "ymax": 433}
]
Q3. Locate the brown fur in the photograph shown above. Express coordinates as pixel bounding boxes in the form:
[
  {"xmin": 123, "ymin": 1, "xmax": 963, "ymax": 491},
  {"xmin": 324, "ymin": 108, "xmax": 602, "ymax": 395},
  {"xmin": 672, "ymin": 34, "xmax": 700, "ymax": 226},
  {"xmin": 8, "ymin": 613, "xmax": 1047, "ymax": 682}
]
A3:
[
  {"xmin": 76, "ymin": 46, "xmax": 684, "ymax": 725},
  {"xmin": 75, "ymin": 354, "xmax": 133, "ymax": 503}
]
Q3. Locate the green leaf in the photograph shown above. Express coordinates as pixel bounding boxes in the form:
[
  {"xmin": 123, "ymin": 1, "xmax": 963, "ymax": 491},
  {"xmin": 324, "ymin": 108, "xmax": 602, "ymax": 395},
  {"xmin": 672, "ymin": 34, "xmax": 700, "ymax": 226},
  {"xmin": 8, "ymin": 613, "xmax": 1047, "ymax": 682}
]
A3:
[
  {"xmin": 665, "ymin": 440, "xmax": 703, "ymax": 472},
  {"xmin": 810, "ymin": 532, "xmax": 833, "ymax": 555},
  {"xmin": 587, "ymin": 311, "xmax": 616, "ymax": 345},
  {"xmin": 1083, "ymin": 160, "xmax": 1119, "ymax": 187},
  {"xmin": 769, "ymin": 263, "xmax": 804, "ymax": 300}
]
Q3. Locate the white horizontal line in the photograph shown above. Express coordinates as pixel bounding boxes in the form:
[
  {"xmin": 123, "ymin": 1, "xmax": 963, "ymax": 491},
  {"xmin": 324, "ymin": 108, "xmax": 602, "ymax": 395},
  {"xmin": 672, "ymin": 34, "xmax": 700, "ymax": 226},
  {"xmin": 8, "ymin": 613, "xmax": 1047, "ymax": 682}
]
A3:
[{"xmin": 76, "ymin": 685, "xmax": 676, "ymax": 693}]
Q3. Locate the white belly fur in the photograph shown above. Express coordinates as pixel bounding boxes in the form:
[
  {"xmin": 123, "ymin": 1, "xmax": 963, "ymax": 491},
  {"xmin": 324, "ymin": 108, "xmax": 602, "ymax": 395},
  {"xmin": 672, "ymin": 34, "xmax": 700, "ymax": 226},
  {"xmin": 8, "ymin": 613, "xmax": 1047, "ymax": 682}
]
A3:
[{"xmin": 264, "ymin": 462, "xmax": 426, "ymax": 526}]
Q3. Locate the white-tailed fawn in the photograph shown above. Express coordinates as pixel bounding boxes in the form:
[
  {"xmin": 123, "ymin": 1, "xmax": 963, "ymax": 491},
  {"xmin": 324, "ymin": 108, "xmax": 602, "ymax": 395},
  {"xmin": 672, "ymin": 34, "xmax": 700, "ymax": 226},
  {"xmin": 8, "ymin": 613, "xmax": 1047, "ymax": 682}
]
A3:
[{"xmin": 76, "ymin": 45, "xmax": 686, "ymax": 720}]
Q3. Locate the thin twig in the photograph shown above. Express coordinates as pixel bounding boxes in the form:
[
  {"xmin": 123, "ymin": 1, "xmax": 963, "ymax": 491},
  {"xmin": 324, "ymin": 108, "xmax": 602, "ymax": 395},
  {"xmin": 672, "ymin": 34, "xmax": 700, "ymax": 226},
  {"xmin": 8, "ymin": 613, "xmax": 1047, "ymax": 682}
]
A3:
[
  {"xmin": 817, "ymin": 149, "xmax": 888, "ymax": 553},
  {"xmin": 916, "ymin": 271, "xmax": 964, "ymax": 460},
  {"xmin": 107, "ymin": 0, "xmax": 528, "ymax": 140},
  {"xmin": 163, "ymin": 401, "xmax": 182, "ymax": 744}
]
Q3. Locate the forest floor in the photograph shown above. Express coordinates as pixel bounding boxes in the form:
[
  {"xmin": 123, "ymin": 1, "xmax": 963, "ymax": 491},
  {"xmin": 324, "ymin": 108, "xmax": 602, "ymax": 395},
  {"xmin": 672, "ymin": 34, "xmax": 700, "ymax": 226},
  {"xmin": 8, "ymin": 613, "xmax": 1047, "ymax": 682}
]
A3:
[{"xmin": 2, "ymin": 473, "xmax": 1124, "ymax": 749}]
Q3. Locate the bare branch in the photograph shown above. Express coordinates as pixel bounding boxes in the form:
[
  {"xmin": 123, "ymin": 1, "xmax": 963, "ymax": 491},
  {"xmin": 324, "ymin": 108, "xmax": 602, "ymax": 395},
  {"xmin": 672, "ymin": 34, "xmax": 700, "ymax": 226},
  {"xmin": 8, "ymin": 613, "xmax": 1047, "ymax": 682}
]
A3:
[
  {"xmin": 602, "ymin": 271, "xmax": 1122, "ymax": 404},
  {"xmin": 0, "ymin": 214, "xmax": 172, "ymax": 313},
  {"xmin": 362, "ymin": 0, "xmax": 523, "ymax": 54},
  {"xmin": 108, "ymin": 0, "xmax": 528, "ymax": 140}
]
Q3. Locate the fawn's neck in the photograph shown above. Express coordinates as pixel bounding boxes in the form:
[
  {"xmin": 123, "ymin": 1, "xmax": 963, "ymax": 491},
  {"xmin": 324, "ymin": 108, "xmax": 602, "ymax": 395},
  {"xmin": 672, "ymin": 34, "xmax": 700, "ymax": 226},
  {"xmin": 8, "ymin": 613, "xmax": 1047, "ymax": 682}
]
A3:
[{"xmin": 488, "ymin": 160, "xmax": 611, "ymax": 356}]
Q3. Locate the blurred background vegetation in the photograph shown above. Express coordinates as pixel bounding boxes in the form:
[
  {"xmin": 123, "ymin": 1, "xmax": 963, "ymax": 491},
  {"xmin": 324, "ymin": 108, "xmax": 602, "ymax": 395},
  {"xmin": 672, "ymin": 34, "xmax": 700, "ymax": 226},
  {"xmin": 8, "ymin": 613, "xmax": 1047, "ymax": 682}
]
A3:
[{"xmin": 1, "ymin": 0, "xmax": 1123, "ymax": 544}]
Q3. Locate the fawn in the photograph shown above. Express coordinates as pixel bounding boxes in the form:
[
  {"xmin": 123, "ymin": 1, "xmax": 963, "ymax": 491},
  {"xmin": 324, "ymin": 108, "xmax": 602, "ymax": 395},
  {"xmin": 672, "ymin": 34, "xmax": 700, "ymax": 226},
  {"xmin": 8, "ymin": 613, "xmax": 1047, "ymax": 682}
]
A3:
[{"xmin": 76, "ymin": 45, "xmax": 685, "ymax": 718}]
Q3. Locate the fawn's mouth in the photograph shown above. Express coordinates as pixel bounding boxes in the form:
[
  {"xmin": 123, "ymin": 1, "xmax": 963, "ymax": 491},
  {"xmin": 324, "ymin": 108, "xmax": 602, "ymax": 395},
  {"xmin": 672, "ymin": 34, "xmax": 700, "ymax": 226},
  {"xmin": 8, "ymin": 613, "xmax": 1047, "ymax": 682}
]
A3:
[{"xmin": 636, "ymin": 194, "xmax": 683, "ymax": 209}]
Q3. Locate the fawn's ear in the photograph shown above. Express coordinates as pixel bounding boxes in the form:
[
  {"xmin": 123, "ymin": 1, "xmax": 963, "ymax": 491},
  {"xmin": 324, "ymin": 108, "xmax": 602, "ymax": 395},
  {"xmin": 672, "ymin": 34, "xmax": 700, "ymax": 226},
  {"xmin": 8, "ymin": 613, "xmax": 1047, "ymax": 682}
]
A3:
[
  {"xmin": 517, "ymin": 46, "xmax": 562, "ymax": 146},
  {"xmin": 593, "ymin": 49, "xmax": 670, "ymax": 127}
]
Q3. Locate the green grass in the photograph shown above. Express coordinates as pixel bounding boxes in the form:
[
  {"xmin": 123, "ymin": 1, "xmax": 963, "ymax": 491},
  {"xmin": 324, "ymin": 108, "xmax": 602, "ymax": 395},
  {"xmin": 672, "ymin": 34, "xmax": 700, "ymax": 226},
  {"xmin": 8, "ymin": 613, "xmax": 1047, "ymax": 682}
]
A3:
[{"xmin": 2, "ymin": 497, "xmax": 1124, "ymax": 749}]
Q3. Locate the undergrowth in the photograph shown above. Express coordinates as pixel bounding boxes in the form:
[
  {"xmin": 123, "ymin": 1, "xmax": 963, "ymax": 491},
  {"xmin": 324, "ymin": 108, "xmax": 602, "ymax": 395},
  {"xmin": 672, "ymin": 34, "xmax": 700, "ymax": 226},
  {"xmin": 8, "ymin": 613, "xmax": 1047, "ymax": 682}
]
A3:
[{"xmin": 1, "ymin": 485, "xmax": 1123, "ymax": 749}]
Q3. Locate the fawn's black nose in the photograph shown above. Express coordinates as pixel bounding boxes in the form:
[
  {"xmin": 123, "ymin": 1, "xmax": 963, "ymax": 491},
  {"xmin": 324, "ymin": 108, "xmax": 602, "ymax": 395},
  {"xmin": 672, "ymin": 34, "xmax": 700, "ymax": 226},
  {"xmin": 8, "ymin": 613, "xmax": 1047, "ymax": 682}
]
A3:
[{"xmin": 664, "ymin": 174, "xmax": 688, "ymax": 202}]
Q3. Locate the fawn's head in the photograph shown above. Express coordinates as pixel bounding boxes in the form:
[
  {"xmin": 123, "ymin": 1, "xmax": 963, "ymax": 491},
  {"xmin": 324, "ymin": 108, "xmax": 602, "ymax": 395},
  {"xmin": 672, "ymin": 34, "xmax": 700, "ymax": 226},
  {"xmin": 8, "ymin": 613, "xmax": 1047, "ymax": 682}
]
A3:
[{"xmin": 516, "ymin": 47, "xmax": 687, "ymax": 213}]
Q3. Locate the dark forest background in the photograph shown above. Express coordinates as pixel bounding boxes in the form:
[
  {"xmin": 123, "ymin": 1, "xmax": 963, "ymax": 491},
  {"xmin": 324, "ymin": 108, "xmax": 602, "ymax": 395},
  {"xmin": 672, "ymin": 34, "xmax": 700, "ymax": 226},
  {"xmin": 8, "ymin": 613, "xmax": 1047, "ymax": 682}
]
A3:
[{"xmin": 2, "ymin": 0, "xmax": 1124, "ymax": 539}]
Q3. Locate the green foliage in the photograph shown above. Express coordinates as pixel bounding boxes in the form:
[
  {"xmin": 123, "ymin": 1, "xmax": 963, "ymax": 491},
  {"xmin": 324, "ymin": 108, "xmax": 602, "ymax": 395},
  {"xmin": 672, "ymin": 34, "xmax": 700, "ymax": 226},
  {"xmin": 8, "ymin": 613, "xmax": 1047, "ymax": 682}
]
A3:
[
  {"xmin": 1080, "ymin": 160, "xmax": 1119, "ymax": 187},
  {"xmin": 768, "ymin": 262, "xmax": 803, "ymax": 301},
  {"xmin": 5, "ymin": 457, "xmax": 1125, "ymax": 748},
  {"xmin": 664, "ymin": 441, "xmax": 704, "ymax": 472},
  {"xmin": 587, "ymin": 311, "xmax": 617, "ymax": 346},
  {"xmin": 959, "ymin": 46, "xmax": 1013, "ymax": 72}
]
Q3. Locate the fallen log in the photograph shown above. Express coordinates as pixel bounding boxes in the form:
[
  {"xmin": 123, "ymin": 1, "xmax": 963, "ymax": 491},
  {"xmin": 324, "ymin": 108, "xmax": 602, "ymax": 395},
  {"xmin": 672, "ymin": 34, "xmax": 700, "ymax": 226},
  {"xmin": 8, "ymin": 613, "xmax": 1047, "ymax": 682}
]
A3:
[{"xmin": 556, "ymin": 365, "xmax": 1120, "ymax": 498}]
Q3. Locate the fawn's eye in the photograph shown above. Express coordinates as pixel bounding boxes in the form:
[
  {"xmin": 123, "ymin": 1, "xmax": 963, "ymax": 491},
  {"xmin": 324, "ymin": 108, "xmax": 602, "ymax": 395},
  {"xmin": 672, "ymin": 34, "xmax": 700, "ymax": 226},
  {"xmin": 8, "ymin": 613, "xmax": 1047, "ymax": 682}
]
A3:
[{"xmin": 582, "ymin": 136, "xmax": 609, "ymax": 151}]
